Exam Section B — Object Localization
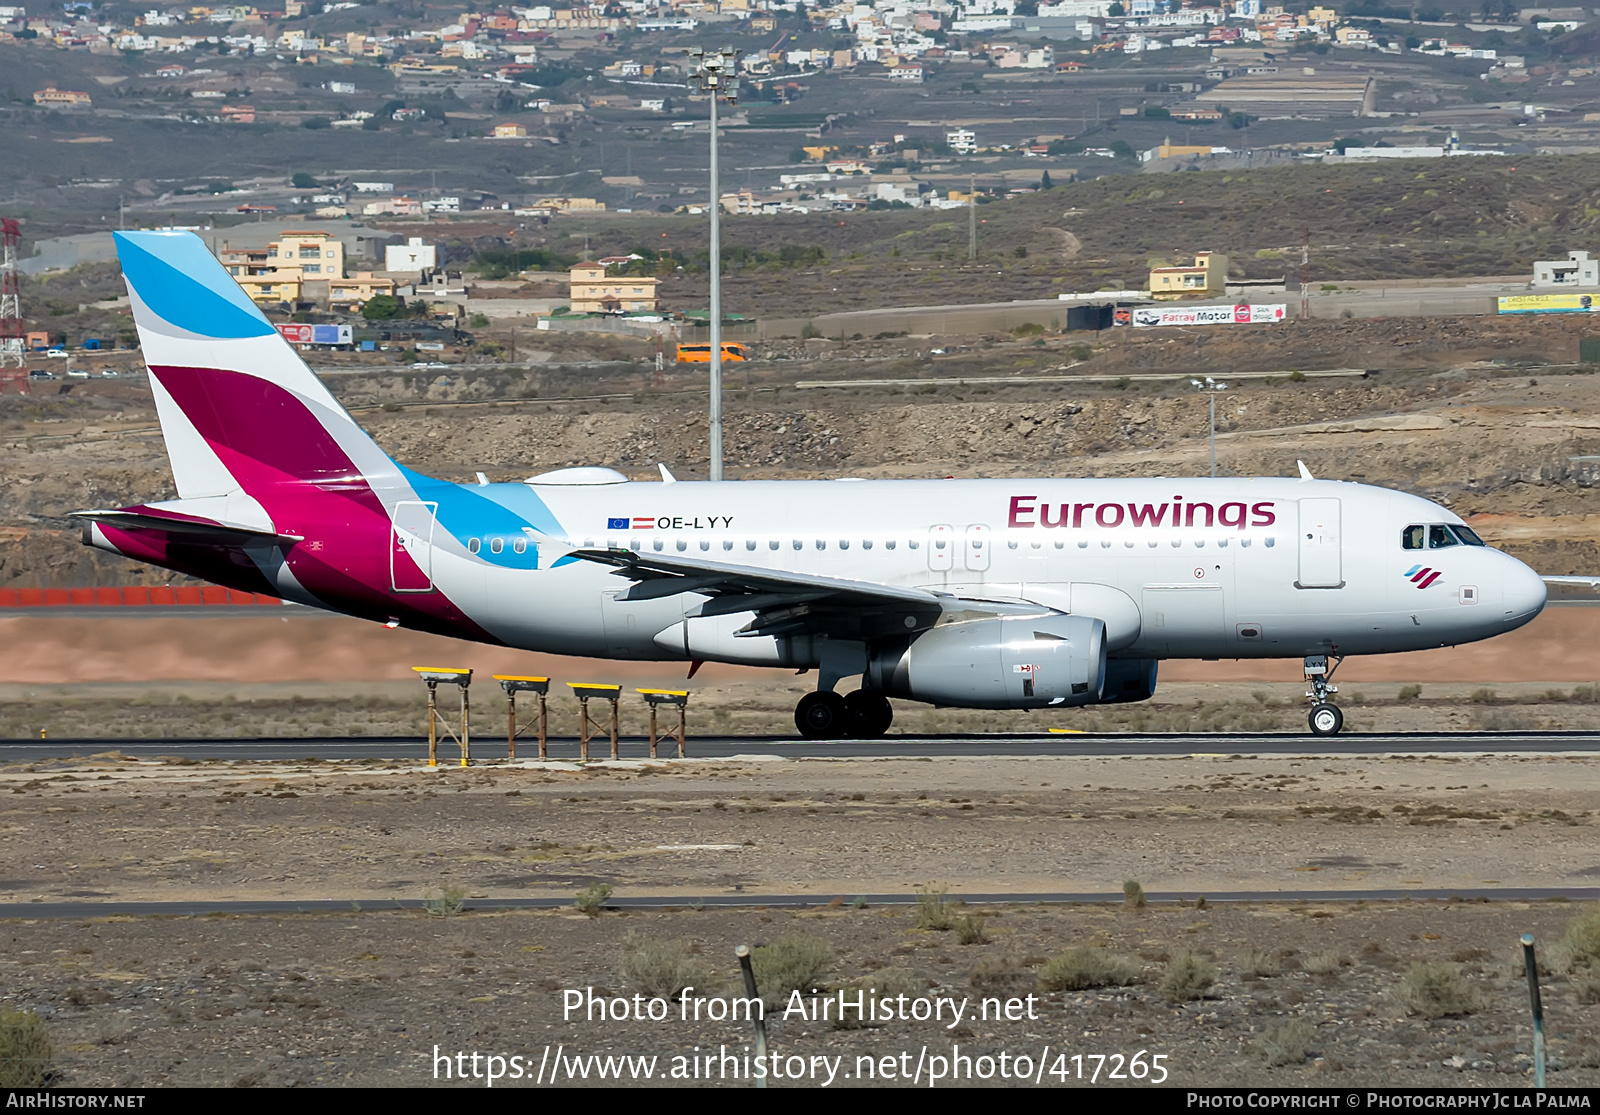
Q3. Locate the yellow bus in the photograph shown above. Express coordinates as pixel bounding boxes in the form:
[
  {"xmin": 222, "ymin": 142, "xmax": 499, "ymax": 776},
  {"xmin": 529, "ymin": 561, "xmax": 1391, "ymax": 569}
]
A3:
[{"xmin": 676, "ymin": 342, "xmax": 748, "ymax": 363}]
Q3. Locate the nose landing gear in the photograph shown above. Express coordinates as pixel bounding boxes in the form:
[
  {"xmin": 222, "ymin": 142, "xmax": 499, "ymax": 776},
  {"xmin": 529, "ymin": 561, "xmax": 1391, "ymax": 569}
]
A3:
[
  {"xmin": 1304, "ymin": 653, "xmax": 1346, "ymax": 736},
  {"xmin": 793, "ymin": 690, "xmax": 894, "ymax": 739}
]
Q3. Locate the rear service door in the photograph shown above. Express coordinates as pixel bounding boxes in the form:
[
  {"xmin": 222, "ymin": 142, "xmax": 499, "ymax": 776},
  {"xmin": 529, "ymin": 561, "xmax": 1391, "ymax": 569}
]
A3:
[
  {"xmin": 1296, "ymin": 498, "xmax": 1343, "ymax": 588},
  {"xmin": 391, "ymin": 500, "xmax": 438, "ymax": 592}
]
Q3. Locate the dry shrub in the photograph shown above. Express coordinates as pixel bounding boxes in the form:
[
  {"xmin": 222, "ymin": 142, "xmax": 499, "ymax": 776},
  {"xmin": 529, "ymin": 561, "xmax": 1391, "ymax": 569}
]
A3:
[
  {"xmin": 954, "ymin": 915, "xmax": 988, "ymax": 945},
  {"xmin": 1256, "ymin": 1019, "xmax": 1316, "ymax": 1067},
  {"xmin": 1038, "ymin": 946, "xmax": 1145, "ymax": 992},
  {"xmin": 970, "ymin": 954, "xmax": 1034, "ymax": 996},
  {"xmin": 1158, "ymin": 951, "xmax": 1217, "ymax": 1002},
  {"xmin": 1303, "ymin": 951, "xmax": 1351, "ymax": 977},
  {"xmin": 1238, "ymin": 948, "xmax": 1283, "ymax": 978},
  {"xmin": 1393, "ymin": 963, "xmax": 1478, "ymax": 1019},
  {"xmin": 751, "ymin": 935, "xmax": 832, "ymax": 1009},
  {"xmin": 1123, "ymin": 880, "xmax": 1146, "ymax": 909},
  {"xmin": 1575, "ymin": 972, "xmax": 1600, "ymax": 1006},
  {"xmin": 832, "ymin": 967, "xmax": 926, "ymax": 1030},
  {"xmin": 916, "ymin": 885, "xmax": 953, "ymax": 931},
  {"xmin": 1559, "ymin": 906, "xmax": 1600, "ymax": 972},
  {"xmin": 621, "ymin": 934, "xmax": 709, "ymax": 999},
  {"xmin": 0, "ymin": 1009, "xmax": 52, "ymax": 1087}
]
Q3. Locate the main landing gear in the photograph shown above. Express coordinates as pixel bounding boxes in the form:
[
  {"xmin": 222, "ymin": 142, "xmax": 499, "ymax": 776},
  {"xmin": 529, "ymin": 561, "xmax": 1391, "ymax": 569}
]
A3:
[
  {"xmin": 1304, "ymin": 653, "xmax": 1345, "ymax": 736},
  {"xmin": 794, "ymin": 690, "xmax": 894, "ymax": 739}
]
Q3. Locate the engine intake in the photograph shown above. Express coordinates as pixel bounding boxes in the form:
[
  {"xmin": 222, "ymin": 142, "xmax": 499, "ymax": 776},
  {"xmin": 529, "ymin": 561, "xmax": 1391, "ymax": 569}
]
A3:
[{"xmin": 867, "ymin": 614, "xmax": 1107, "ymax": 710}]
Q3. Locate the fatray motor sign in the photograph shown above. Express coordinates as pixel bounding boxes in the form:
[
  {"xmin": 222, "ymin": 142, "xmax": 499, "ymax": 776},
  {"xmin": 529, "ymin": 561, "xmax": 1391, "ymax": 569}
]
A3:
[{"xmin": 1131, "ymin": 304, "xmax": 1287, "ymax": 328}]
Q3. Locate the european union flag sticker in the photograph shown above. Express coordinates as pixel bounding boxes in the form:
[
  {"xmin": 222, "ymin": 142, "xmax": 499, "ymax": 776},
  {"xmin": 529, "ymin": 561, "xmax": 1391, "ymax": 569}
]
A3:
[{"xmin": 606, "ymin": 517, "xmax": 628, "ymax": 530}]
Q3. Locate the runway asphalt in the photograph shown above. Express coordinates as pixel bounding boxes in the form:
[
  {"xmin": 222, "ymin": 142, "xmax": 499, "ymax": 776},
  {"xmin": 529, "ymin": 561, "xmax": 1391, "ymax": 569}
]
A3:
[
  {"xmin": 4, "ymin": 887, "xmax": 1600, "ymax": 920},
  {"xmin": 5, "ymin": 730, "xmax": 1600, "ymax": 762}
]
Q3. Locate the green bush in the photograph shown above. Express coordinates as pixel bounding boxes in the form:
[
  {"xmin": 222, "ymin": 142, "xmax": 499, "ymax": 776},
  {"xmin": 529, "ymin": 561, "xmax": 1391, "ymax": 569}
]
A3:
[
  {"xmin": 1393, "ymin": 962, "xmax": 1478, "ymax": 1019},
  {"xmin": 1037, "ymin": 946, "xmax": 1145, "ymax": 991},
  {"xmin": 0, "ymin": 1009, "xmax": 52, "ymax": 1087},
  {"xmin": 1158, "ymin": 951, "xmax": 1217, "ymax": 1001},
  {"xmin": 1123, "ymin": 879, "xmax": 1146, "ymax": 909},
  {"xmin": 423, "ymin": 884, "xmax": 466, "ymax": 917},
  {"xmin": 751, "ymin": 935, "xmax": 832, "ymax": 1008},
  {"xmin": 1398, "ymin": 684, "xmax": 1422, "ymax": 701},
  {"xmin": 575, "ymin": 882, "xmax": 613, "ymax": 917},
  {"xmin": 954, "ymin": 915, "xmax": 987, "ymax": 945}
]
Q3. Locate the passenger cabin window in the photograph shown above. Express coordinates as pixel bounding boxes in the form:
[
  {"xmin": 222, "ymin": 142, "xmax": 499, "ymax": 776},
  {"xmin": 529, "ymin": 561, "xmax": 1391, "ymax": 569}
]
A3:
[{"xmin": 467, "ymin": 538, "xmax": 481, "ymax": 554}]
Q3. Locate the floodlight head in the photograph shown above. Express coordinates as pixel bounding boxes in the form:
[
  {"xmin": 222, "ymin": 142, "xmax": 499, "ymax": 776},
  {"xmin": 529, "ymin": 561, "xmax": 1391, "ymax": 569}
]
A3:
[{"xmin": 413, "ymin": 666, "xmax": 472, "ymax": 686}]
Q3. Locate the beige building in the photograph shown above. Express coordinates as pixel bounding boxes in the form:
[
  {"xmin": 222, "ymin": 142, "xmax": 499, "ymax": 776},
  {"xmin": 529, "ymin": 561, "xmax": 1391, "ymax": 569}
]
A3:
[
  {"xmin": 220, "ymin": 230, "xmax": 348, "ymax": 305},
  {"xmin": 1149, "ymin": 251, "xmax": 1229, "ymax": 299},
  {"xmin": 330, "ymin": 271, "xmax": 398, "ymax": 309},
  {"xmin": 33, "ymin": 87, "xmax": 92, "ymax": 107},
  {"xmin": 568, "ymin": 262, "xmax": 659, "ymax": 314}
]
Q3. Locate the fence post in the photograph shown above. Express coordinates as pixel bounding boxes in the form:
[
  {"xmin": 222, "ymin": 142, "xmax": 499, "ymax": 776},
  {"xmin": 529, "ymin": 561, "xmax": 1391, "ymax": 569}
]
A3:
[{"xmin": 1521, "ymin": 933, "xmax": 1545, "ymax": 1088}]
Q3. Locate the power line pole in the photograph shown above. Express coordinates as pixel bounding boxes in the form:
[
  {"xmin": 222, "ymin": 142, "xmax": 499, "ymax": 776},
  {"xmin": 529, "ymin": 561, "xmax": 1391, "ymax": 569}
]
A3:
[
  {"xmin": 968, "ymin": 174, "xmax": 976, "ymax": 260},
  {"xmin": 1299, "ymin": 226, "xmax": 1310, "ymax": 321},
  {"xmin": 690, "ymin": 46, "xmax": 739, "ymax": 483}
]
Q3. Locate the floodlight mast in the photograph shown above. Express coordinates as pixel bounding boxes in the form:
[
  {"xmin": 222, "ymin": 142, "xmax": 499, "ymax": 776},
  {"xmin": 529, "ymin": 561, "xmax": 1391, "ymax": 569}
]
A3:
[{"xmin": 689, "ymin": 46, "xmax": 738, "ymax": 482}]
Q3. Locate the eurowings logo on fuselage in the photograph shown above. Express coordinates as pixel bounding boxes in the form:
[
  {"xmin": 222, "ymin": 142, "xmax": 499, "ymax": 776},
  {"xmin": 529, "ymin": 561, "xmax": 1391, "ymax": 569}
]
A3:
[
  {"xmin": 1009, "ymin": 496, "xmax": 1278, "ymax": 531},
  {"xmin": 1404, "ymin": 565, "xmax": 1443, "ymax": 589}
]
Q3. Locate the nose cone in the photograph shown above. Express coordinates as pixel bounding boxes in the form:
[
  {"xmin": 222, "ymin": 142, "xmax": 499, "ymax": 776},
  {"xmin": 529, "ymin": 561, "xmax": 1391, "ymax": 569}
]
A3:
[{"xmin": 1501, "ymin": 560, "xmax": 1547, "ymax": 628}]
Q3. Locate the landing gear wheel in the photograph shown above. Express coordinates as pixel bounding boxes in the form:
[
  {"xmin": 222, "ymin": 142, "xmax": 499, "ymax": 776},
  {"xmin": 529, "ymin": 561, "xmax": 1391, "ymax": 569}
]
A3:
[
  {"xmin": 795, "ymin": 691, "xmax": 849, "ymax": 739},
  {"xmin": 843, "ymin": 690, "xmax": 894, "ymax": 737},
  {"xmin": 1308, "ymin": 703, "xmax": 1344, "ymax": 737}
]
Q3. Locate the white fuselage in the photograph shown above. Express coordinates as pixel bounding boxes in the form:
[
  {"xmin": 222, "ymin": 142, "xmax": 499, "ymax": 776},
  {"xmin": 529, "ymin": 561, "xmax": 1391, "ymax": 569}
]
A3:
[{"xmin": 423, "ymin": 476, "xmax": 1546, "ymax": 665}]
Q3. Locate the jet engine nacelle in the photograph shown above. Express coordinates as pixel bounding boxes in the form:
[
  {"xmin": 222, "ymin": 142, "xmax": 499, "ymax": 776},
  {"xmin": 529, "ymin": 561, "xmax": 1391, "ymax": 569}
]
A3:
[
  {"xmin": 1100, "ymin": 658, "xmax": 1158, "ymax": 704},
  {"xmin": 867, "ymin": 614, "xmax": 1107, "ymax": 710}
]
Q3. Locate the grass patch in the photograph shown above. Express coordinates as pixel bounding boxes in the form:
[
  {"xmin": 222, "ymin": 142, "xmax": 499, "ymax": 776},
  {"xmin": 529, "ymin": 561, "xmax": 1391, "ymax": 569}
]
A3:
[
  {"xmin": 1393, "ymin": 963, "xmax": 1478, "ymax": 1019},
  {"xmin": 1256, "ymin": 1019, "xmax": 1316, "ymax": 1067},
  {"xmin": 0, "ymin": 1009, "xmax": 52, "ymax": 1087},
  {"xmin": 1158, "ymin": 950, "xmax": 1217, "ymax": 1002},
  {"xmin": 575, "ymin": 882, "xmax": 613, "ymax": 917},
  {"xmin": 1303, "ymin": 950, "xmax": 1350, "ymax": 977},
  {"xmin": 1037, "ymin": 945, "xmax": 1145, "ymax": 992},
  {"xmin": 751, "ymin": 935, "xmax": 832, "ymax": 1009},
  {"xmin": 621, "ymin": 933, "xmax": 709, "ymax": 999}
]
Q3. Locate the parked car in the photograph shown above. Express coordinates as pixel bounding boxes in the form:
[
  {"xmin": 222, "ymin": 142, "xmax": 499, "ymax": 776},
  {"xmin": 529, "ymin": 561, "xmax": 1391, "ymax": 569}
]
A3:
[
  {"xmin": 44, "ymin": 348, "xmax": 69, "ymax": 359},
  {"xmin": 67, "ymin": 369, "xmax": 90, "ymax": 378},
  {"xmin": 28, "ymin": 369, "xmax": 57, "ymax": 380},
  {"xmin": 99, "ymin": 368, "xmax": 119, "ymax": 377}
]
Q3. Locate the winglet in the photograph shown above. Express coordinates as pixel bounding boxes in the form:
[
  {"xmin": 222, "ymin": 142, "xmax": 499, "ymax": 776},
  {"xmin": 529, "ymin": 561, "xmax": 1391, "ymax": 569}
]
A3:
[
  {"xmin": 1297, "ymin": 460, "xmax": 1315, "ymax": 482},
  {"xmin": 659, "ymin": 463, "xmax": 677, "ymax": 484}
]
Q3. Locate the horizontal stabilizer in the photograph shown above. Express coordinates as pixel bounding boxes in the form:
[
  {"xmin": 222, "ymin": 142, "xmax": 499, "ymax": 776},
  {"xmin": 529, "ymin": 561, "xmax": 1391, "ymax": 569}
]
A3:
[
  {"xmin": 1541, "ymin": 575, "xmax": 1600, "ymax": 590},
  {"xmin": 74, "ymin": 508, "xmax": 303, "ymax": 546}
]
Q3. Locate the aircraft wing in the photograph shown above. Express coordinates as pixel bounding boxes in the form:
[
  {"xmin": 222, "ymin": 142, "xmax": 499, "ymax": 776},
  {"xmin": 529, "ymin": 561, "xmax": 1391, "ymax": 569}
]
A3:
[
  {"xmin": 73, "ymin": 508, "xmax": 304, "ymax": 546},
  {"xmin": 570, "ymin": 547, "xmax": 958, "ymax": 640}
]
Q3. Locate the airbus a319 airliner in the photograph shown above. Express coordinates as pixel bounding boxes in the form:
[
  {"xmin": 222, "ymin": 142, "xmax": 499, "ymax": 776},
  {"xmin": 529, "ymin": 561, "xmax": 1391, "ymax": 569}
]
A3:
[{"xmin": 77, "ymin": 231, "xmax": 1555, "ymax": 738}]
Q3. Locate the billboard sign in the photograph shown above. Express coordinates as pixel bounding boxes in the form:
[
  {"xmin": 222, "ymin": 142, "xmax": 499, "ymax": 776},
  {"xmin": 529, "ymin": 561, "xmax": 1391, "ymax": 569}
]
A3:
[
  {"xmin": 275, "ymin": 323, "xmax": 353, "ymax": 345},
  {"xmin": 1497, "ymin": 293, "xmax": 1597, "ymax": 315},
  {"xmin": 1130, "ymin": 303, "xmax": 1287, "ymax": 327}
]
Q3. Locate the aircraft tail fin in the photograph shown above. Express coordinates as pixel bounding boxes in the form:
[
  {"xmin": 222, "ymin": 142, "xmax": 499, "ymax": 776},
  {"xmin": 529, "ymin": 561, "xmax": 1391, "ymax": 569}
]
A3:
[{"xmin": 114, "ymin": 230, "xmax": 403, "ymax": 502}]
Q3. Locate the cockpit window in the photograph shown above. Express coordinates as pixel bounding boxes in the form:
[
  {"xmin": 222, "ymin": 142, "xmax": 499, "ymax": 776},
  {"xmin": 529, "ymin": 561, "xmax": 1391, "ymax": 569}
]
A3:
[{"xmin": 1405, "ymin": 523, "xmax": 1487, "ymax": 549}]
